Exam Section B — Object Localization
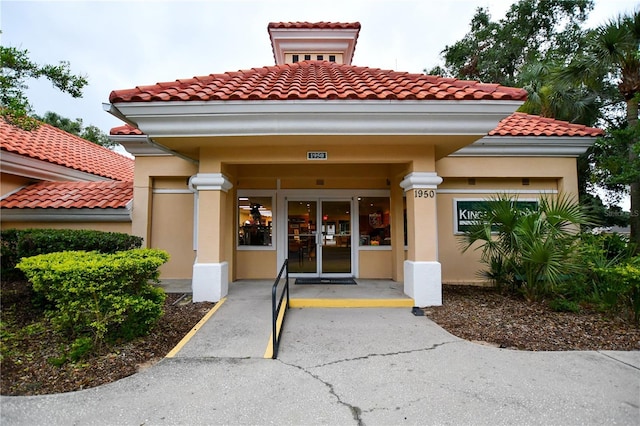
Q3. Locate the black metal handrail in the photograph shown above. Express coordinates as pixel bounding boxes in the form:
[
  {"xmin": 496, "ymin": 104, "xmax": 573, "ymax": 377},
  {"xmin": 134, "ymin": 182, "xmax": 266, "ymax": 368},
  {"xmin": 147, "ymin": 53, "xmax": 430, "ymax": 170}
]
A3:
[{"xmin": 271, "ymin": 259, "xmax": 290, "ymax": 359}]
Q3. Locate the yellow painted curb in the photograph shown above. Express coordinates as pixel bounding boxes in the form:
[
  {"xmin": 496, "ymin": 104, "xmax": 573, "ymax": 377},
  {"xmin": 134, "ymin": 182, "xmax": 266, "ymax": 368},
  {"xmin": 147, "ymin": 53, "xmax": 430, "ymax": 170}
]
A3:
[
  {"xmin": 289, "ymin": 298, "xmax": 414, "ymax": 308},
  {"xmin": 165, "ymin": 297, "xmax": 227, "ymax": 358},
  {"xmin": 263, "ymin": 299, "xmax": 288, "ymax": 359}
]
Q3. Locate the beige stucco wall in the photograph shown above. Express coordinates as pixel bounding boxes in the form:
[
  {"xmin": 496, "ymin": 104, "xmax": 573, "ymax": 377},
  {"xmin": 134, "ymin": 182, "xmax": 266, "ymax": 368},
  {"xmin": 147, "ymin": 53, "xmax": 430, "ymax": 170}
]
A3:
[
  {"xmin": 150, "ymin": 177, "xmax": 196, "ymax": 278},
  {"xmin": 359, "ymin": 250, "xmax": 392, "ymax": 278},
  {"xmin": 236, "ymin": 250, "xmax": 277, "ymax": 279},
  {"xmin": 1, "ymin": 173, "xmax": 32, "ymax": 197},
  {"xmin": 131, "ymin": 156, "xmax": 198, "ymax": 246}
]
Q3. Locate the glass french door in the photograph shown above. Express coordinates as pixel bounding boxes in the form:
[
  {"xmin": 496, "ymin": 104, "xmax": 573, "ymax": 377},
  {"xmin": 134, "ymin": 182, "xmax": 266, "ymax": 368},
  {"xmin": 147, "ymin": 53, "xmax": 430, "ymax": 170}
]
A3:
[{"xmin": 287, "ymin": 199, "xmax": 352, "ymax": 275}]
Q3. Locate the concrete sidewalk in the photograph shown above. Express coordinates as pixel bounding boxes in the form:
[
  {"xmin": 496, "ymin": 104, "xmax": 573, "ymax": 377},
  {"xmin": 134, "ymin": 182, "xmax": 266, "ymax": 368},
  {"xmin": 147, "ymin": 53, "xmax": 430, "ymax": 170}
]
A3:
[{"xmin": 2, "ymin": 280, "xmax": 639, "ymax": 425}]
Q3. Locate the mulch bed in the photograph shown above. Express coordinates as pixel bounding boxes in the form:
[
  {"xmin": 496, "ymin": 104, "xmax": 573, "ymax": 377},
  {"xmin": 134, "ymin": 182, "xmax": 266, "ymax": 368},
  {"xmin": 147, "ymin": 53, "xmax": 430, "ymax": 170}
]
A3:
[
  {"xmin": 425, "ymin": 285, "xmax": 640, "ymax": 351},
  {"xmin": 1, "ymin": 282, "xmax": 214, "ymax": 396}
]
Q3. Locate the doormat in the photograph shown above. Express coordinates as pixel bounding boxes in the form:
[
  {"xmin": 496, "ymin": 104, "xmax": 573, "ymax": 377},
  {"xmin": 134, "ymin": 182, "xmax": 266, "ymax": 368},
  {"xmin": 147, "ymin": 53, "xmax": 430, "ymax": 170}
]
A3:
[{"xmin": 295, "ymin": 278, "xmax": 357, "ymax": 285}]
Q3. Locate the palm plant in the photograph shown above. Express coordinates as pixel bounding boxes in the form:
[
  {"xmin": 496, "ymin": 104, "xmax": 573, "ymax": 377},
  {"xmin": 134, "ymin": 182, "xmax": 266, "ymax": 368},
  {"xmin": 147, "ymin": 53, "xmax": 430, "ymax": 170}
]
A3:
[{"xmin": 461, "ymin": 194, "xmax": 593, "ymax": 301}]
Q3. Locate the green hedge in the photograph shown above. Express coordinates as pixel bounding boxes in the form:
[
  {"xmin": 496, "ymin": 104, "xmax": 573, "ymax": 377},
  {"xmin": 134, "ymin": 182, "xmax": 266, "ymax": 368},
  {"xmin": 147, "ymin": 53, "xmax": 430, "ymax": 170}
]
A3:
[
  {"xmin": 1, "ymin": 229, "xmax": 143, "ymax": 281},
  {"xmin": 594, "ymin": 261, "xmax": 640, "ymax": 324},
  {"xmin": 16, "ymin": 249, "xmax": 169, "ymax": 346}
]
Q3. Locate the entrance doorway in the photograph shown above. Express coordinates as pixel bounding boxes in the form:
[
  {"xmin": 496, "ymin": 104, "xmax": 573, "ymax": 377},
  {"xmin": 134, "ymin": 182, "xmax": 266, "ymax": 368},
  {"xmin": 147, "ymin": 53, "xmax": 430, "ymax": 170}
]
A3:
[{"xmin": 287, "ymin": 199, "xmax": 352, "ymax": 276}]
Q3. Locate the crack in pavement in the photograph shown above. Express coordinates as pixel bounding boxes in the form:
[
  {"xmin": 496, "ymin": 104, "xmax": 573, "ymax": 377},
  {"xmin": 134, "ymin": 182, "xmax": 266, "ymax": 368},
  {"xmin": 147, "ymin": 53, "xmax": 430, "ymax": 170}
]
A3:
[
  {"xmin": 277, "ymin": 359, "xmax": 365, "ymax": 426},
  {"xmin": 306, "ymin": 340, "xmax": 459, "ymax": 369},
  {"xmin": 275, "ymin": 340, "xmax": 457, "ymax": 426}
]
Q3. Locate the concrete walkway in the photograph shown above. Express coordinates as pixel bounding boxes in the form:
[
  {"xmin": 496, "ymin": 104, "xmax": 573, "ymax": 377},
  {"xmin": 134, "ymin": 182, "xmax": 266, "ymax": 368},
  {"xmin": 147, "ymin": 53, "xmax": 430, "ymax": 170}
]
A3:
[{"xmin": 2, "ymin": 280, "xmax": 639, "ymax": 425}]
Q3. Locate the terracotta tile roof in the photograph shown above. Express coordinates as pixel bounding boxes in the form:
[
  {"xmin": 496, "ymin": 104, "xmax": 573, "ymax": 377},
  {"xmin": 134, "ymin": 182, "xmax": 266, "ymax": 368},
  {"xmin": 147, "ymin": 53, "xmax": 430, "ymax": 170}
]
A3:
[
  {"xmin": 267, "ymin": 21, "xmax": 361, "ymax": 30},
  {"xmin": 489, "ymin": 112, "xmax": 604, "ymax": 137},
  {"xmin": 110, "ymin": 124, "xmax": 143, "ymax": 136},
  {"xmin": 109, "ymin": 62, "xmax": 528, "ymax": 103},
  {"xmin": 1, "ymin": 120, "xmax": 134, "ymax": 181},
  {"xmin": 1, "ymin": 181, "xmax": 133, "ymax": 209}
]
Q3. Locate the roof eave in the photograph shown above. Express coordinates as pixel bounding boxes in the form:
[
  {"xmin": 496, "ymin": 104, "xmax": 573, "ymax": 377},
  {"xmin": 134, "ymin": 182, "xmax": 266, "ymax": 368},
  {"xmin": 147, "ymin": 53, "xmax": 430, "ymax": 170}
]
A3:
[
  {"xmin": 110, "ymin": 99, "xmax": 525, "ymax": 138},
  {"xmin": 1, "ymin": 150, "xmax": 113, "ymax": 182},
  {"xmin": 450, "ymin": 135, "xmax": 597, "ymax": 157}
]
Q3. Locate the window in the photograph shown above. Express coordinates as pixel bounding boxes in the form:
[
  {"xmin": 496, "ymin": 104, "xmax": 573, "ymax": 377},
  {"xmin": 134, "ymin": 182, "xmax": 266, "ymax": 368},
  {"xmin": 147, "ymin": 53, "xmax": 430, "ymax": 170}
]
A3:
[
  {"xmin": 238, "ymin": 196, "xmax": 273, "ymax": 246},
  {"xmin": 292, "ymin": 54, "xmax": 299, "ymax": 63},
  {"xmin": 358, "ymin": 197, "xmax": 391, "ymax": 246},
  {"xmin": 317, "ymin": 55, "xmax": 323, "ymax": 60},
  {"xmin": 329, "ymin": 55, "xmax": 336, "ymax": 62},
  {"xmin": 304, "ymin": 54, "xmax": 311, "ymax": 60}
]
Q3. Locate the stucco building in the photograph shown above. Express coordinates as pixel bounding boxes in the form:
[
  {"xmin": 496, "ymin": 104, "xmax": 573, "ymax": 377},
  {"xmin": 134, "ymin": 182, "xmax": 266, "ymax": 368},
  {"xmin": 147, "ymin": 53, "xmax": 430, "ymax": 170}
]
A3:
[{"xmin": 2, "ymin": 21, "xmax": 603, "ymax": 307}]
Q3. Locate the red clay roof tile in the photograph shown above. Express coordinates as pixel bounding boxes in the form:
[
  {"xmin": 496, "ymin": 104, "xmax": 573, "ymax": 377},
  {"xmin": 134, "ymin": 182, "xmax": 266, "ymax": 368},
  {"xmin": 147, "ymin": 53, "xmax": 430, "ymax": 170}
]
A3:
[
  {"xmin": 0, "ymin": 181, "xmax": 133, "ymax": 209},
  {"xmin": 110, "ymin": 124, "xmax": 143, "ymax": 136},
  {"xmin": 267, "ymin": 21, "xmax": 361, "ymax": 30},
  {"xmin": 489, "ymin": 112, "xmax": 604, "ymax": 137},
  {"xmin": 109, "ymin": 62, "xmax": 528, "ymax": 103},
  {"xmin": 1, "ymin": 120, "xmax": 134, "ymax": 181}
]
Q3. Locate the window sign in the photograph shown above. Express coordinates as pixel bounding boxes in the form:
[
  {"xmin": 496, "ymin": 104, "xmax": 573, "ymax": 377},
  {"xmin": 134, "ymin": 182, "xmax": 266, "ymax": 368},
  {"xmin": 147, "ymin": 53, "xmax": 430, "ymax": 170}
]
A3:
[{"xmin": 454, "ymin": 199, "xmax": 538, "ymax": 234}]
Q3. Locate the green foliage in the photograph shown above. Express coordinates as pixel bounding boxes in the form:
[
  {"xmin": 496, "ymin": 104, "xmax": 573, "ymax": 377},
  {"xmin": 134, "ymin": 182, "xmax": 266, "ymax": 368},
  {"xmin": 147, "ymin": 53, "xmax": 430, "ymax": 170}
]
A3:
[
  {"xmin": 1, "ymin": 228, "xmax": 143, "ymax": 281},
  {"xmin": 1, "ymin": 44, "xmax": 87, "ymax": 128},
  {"xmin": 48, "ymin": 336, "xmax": 94, "ymax": 366},
  {"xmin": 431, "ymin": 0, "xmax": 593, "ymax": 87},
  {"xmin": 16, "ymin": 249, "xmax": 169, "ymax": 348},
  {"xmin": 0, "ymin": 320, "xmax": 17, "ymax": 363},
  {"xmin": 33, "ymin": 111, "xmax": 115, "ymax": 148},
  {"xmin": 549, "ymin": 298, "xmax": 581, "ymax": 313},
  {"xmin": 589, "ymin": 124, "xmax": 640, "ymax": 200},
  {"xmin": 553, "ymin": 232, "xmax": 638, "ymax": 323},
  {"xmin": 461, "ymin": 193, "xmax": 592, "ymax": 301},
  {"xmin": 593, "ymin": 261, "xmax": 640, "ymax": 324}
]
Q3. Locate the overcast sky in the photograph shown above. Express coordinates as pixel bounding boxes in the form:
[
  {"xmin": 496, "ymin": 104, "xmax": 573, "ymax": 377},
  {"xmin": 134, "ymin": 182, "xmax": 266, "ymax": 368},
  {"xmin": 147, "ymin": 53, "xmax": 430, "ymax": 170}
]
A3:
[{"xmin": 1, "ymin": 0, "xmax": 637, "ymax": 135}]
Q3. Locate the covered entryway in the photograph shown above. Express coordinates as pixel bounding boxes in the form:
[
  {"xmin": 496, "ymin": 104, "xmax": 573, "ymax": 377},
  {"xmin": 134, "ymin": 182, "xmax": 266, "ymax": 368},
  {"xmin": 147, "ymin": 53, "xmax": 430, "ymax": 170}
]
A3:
[{"xmin": 286, "ymin": 198, "xmax": 352, "ymax": 277}]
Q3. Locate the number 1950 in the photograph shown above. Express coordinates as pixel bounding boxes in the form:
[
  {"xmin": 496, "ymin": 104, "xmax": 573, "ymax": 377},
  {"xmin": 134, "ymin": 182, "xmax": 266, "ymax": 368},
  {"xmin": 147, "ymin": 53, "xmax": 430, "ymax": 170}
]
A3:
[{"xmin": 414, "ymin": 189, "xmax": 435, "ymax": 198}]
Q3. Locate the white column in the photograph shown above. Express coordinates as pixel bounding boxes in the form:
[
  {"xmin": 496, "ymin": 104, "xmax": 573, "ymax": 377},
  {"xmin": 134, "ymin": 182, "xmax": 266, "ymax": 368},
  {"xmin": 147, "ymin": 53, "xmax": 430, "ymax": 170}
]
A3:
[
  {"xmin": 189, "ymin": 173, "xmax": 233, "ymax": 302},
  {"xmin": 400, "ymin": 171, "xmax": 443, "ymax": 307}
]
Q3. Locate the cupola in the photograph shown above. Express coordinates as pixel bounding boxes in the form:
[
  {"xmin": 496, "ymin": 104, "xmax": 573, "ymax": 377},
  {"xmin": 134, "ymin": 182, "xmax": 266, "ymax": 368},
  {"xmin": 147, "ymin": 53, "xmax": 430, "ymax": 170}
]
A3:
[{"xmin": 267, "ymin": 21, "xmax": 361, "ymax": 65}]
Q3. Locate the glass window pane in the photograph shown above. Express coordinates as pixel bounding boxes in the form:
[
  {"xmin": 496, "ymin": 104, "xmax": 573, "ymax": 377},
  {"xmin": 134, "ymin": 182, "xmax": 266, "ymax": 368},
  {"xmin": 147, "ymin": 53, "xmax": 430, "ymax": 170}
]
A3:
[
  {"xmin": 238, "ymin": 196, "xmax": 273, "ymax": 246},
  {"xmin": 358, "ymin": 197, "xmax": 391, "ymax": 246}
]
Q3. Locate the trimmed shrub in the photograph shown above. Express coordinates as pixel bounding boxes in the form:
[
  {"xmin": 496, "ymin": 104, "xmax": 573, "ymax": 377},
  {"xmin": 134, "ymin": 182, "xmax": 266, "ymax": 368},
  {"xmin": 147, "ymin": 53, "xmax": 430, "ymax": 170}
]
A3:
[
  {"xmin": 16, "ymin": 249, "xmax": 169, "ymax": 347},
  {"xmin": 1, "ymin": 229, "xmax": 143, "ymax": 281},
  {"xmin": 594, "ymin": 261, "xmax": 640, "ymax": 324}
]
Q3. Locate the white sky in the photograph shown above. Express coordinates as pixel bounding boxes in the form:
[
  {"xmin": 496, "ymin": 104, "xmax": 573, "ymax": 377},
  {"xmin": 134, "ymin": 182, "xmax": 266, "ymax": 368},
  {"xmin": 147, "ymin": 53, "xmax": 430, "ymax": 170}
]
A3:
[{"xmin": 1, "ymin": 0, "xmax": 637, "ymax": 134}]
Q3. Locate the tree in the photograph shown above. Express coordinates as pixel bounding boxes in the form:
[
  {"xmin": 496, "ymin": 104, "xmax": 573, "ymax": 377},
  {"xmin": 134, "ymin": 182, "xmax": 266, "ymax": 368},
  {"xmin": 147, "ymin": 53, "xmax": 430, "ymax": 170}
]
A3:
[
  {"xmin": 34, "ymin": 111, "xmax": 114, "ymax": 148},
  {"xmin": 428, "ymin": 0, "xmax": 594, "ymax": 87},
  {"xmin": 0, "ymin": 44, "xmax": 87, "ymax": 129},
  {"xmin": 562, "ymin": 10, "xmax": 640, "ymax": 247}
]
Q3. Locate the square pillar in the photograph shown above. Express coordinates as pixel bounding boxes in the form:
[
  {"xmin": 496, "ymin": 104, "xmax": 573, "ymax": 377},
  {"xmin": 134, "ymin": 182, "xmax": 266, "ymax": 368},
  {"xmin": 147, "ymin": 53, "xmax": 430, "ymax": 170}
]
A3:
[
  {"xmin": 400, "ymin": 171, "xmax": 443, "ymax": 306},
  {"xmin": 189, "ymin": 173, "xmax": 233, "ymax": 302}
]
